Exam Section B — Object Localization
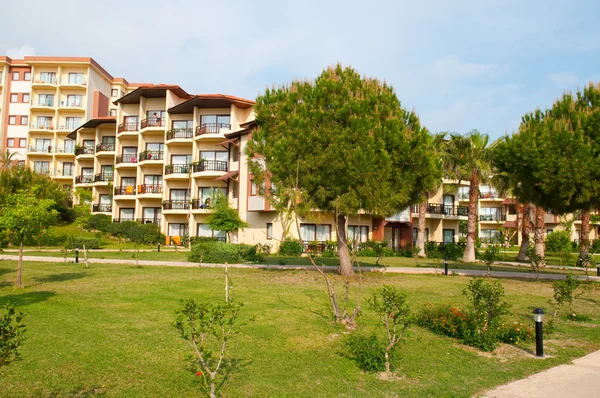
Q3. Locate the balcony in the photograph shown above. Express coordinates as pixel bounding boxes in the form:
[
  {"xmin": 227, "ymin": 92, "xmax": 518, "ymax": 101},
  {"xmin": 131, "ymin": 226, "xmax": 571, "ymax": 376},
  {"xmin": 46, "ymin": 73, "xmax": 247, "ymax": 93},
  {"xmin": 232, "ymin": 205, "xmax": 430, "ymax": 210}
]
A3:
[
  {"xmin": 138, "ymin": 151, "xmax": 164, "ymax": 162},
  {"xmin": 137, "ymin": 184, "xmax": 163, "ymax": 195},
  {"xmin": 114, "ymin": 186, "xmax": 136, "ymax": 196},
  {"xmin": 113, "ymin": 217, "xmax": 135, "ymax": 223},
  {"xmin": 56, "ymin": 169, "xmax": 73, "ymax": 178},
  {"xmin": 31, "ymin": 100, "xmax": 55, "ymax": 109},
  {"xmin": 192, "ymin": 160, "xmax": 228, "ymax": 173},
  {"xmin": 118, "ymin": 122, "xmax": 139, "ymax": 134},
  {"xmin": 140, "ymin": 118, "xmax": 167, "ymax": 129},
  {"xmin": 164, "ymin": 164, "xmax": 191, "ymax": 175},
  {"xmin": 136, "ymin": 218, "xmax": 161, "ymax": 225},
  {"xmin": 60, "ymin": 100, "xmax": 84, "ymax": 109},
  {"xmin": 195, "ymin": 123, "xmax": 231, "ymax": 136},
  {"xmin": 115, "ymin": 154, "xmax": 138, "ymax": 165},
  {"xmin": 92, "ymin": 204, "xmax": 112, "ymax": 213},
  {"xmin": 480, "ymin": 192, "xmax": 500, "ymax": 200},
  {"xmin": 166, "ymin": 128, "xmax": 193, "ymax": 141},
  {"xmin": 191, "ymin": 199, "xmax": 213, "ymax": 210},
  {"xmin": 55, "ymin": 147, "xmax": 75, "ymax": 156},
  {"xmin": 75, "ymin": 175, "xmax": 94, "ymax": 184},
  {"xmin": 28, "ymin": 146, "xmax": 53, "ymax": 154},
  {"xmin": 96, "ymin": 143, "xmax": 115, "ymax": 153},
  {"xmin": 94, "ymin": 173, "xmax": 114, "ymax": 183},
  {"xmin": 33, "ymin": 77, "xmax": 57, "ymax": 86},
  {"xmin": 412, "ymin": 203, "xmax": 469, "ymax": 217},
  {"xmin": 163, "ymin": 200, "xmax": 190, "ymax": 210},
  {"xmin": 479, "ymin": 214, "xmax": 506, "ymax": 222},
  {"xmin": 30, "ymin": 122, "xmax": 55, "ymax": 131},
  {"xmin": 75, "ymin": 147, "xmax": 95, "ymax": 156}
]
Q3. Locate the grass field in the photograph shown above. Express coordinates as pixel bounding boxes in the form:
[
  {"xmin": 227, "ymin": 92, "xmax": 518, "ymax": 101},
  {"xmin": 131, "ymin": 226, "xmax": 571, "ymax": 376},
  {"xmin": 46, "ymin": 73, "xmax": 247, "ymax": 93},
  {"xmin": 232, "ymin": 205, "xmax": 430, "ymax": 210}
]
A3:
[{"xmin": 0, "ymin": 260, "xmax": 599, "ymax": 397}]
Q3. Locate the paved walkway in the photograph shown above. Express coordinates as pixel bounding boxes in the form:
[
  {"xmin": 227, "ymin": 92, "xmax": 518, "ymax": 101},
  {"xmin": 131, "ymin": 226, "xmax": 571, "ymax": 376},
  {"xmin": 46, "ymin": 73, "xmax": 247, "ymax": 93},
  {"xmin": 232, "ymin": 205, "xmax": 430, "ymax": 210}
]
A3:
[
  {"xmin": 1, "ymin": 255, "xmax": 599, "ymax": 282},
  {"xmin": 482, "ymin": 349, "xmax": 600, "ymax": 397}
]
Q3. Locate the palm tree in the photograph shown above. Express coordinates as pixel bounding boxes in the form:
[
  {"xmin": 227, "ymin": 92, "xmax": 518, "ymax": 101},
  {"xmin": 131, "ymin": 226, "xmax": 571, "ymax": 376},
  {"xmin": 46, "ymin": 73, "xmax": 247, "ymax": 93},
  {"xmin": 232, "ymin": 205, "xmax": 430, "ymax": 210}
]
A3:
[
  {"xmin": 445, "ymin": 130, "xmax": 492, "ymax": 262},
  {"xmin": 0, "ymin": 149, "xmax": 17, "ymax": 169},
  {"xmin": 416, "ymin": 132, "xmax": 446, "ymax": 257},
  {"xmin": 534, "ymin": 205, "xmax": 546, "ymax": 259}
]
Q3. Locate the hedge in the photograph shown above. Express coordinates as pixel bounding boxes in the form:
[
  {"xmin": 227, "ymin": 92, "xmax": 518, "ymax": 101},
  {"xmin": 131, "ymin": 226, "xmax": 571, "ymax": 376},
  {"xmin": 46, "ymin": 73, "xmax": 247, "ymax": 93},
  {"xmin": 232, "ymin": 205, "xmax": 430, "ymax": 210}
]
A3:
[{"xmin": 188, "ymin": 242, "xmax": 259, "ymax": 263}]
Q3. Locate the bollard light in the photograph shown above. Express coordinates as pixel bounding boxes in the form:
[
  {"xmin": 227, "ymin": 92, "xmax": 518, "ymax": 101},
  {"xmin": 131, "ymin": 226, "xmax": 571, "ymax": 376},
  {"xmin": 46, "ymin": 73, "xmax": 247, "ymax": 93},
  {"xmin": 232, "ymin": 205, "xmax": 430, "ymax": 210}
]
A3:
[
  {"xmin": 158, "ymin": 243, "xmax": 161, "ymax": 252},
  {"xmin": 444, "ymin": 256, "xmax": 449, "ymax": 276},
  {"xmin": 596, "ymin": 262, "xmax": 600, "ymax": 277},
  {"xmin": 75, "ymin": 248, "xmax": 79, "ymax": 264},
  {"xmin": 533, "ymin": 308, "xmax": 545, "ymax": 357}
]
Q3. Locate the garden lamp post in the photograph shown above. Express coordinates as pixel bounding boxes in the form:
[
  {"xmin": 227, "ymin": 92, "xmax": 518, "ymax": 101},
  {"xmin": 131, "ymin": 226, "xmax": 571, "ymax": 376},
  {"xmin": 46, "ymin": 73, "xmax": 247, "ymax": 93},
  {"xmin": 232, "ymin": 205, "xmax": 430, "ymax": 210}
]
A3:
[
  {"xmin": 158, "ymin": 243, "xmax": 161, "ymax": 252},
  {"xmin": 444, "ymin": 256, "xmax": 448, "ymax": 276},
  {"xmin": 75, "ymin": 248, "xmax": 79, "ymax": 264},
  {"xmin": 533, "ymin": 308, "xmax": 545, "ymax": 357}
]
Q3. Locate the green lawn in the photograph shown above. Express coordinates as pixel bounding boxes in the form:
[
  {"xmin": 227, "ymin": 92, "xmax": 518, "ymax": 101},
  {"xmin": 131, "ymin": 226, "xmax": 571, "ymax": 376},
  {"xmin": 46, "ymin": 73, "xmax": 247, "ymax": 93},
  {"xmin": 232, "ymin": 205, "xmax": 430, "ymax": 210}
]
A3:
[{"xmin": 1, "ymin": 261, "xmax": 599, "ymax": 397}]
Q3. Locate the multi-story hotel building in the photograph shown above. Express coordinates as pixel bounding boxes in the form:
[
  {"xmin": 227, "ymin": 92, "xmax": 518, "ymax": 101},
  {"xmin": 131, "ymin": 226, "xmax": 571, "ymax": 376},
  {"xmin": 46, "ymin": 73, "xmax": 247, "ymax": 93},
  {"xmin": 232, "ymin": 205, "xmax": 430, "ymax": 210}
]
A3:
[{"xmin": 1, "ymin": 55, "xmax": 595, "ymax": 249}]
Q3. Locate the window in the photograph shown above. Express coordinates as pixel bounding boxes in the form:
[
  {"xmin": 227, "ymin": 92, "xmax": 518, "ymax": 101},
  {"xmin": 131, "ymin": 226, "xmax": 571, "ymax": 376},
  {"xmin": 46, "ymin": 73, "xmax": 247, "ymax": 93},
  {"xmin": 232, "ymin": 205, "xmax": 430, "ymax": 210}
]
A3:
[
  {"xmin": 101, "ymin": 165, "xmax": 114, "ymax": 176},
  {"xmin": 200, "ymin": 114, "xmax": 231, "ymax": 127},
  {"xmin": 65, "ymin": 117, "xmax": 82, "ymax": 130},
  {"xmin": 300, "ymin": 224, "xmax": 331, "ymax": 242},
  {"xmin": 12, "ymin": 71, "xmax": 19, "ymax": 80},
  {"xmin": 232, "ymin": 182, "xmax": 239, "ymax": 199},
  {"xmin": 10, "ymin": 94, "xmax": 18, "ymax": 103},
  {"xmin": 168, "ymin": 223, "xmax": 189, "ymax": 237},
  {"xmin": 172, "ymin": 120, "xmax": 193, "ymax": 131},
  {"xmin": 68, "ymin": 73, "xmax": 84, "ymax": 85},
  {"xmin": 443, "ymin": 229, "xmax": 455, "ymax": 244},
  {"xmin": 37, "ymin": 116, "xmax": 53, "ymax": 129},
  {"xmin": 40, "ymin": 72, "xmax": 56, "ymax": 84},
  {"xmin": 63, "ymin": 140, "xmax": 74, "ymax": 153},
  {"xmin": 250, "ymin": 180, "xmax": 258, "ymax": 196},
  {"xmin": 196, "ymin": 224, "xmax": 227, "ymax": 241},
  {"xmin": 8, "ymin": 116, "xmax": 16, "ymax": 125},
  {"xmin": 35, "ymin": 139, "xmax": 52, "ymax": 153},
  {"xmin": 348, "ymin": 226, "xmax": 369, "ymax": 243},
  {"xmin": 99, "ymin": 194, "xmax": 112, "ymax": 205},
  {"xmin": 171, "ymin": 154, "xmax": 192, "ymax": 165},
  {"xmin": 170, "ymin": 189, "xmax": 191, "ymax": 201},
  {"xmin": 480, "ymin": 207, "xmax": 503, "ymax": 221},
  {"xmin": 458, "ymin": 186, "xmax": 469, "ymax": 201},
  {"xmin": 146, "ymin": 142, "xmax": 164, "ymax": 152},
  {"xmin": 33, "ymin": 161, "xmax": 50, "ymax": 174},
  {"xmin": 142, "ymin": 208, "xmax": 162, "ymax": 223},
  {"xmin": 144, "ymin": 175, "xmax": 163, "ymax": 185},
  {"xmin": 119, "ymin": 208, "xmax": 135, "ymax": 221},
  {"xmin": 109, "ymin": 109, "xmax": 117, "ymax": 117},
  {"xmin": 20, "ymin": 116, "xmax": 28, "ymax": 125},
  {"xmin": 146, "ymin": 110, "xmax": 166, "ymax": 126},
  {"xmin": 197, "ymin": 187, "xmax": 227, "ymax": 208},
  {"xmin": 479, "ymin": 185, "xmax": 498, "ymax": 199},
  {"xmin": 22, "ymin": 93, "xmax": 29, "ymax": 103},
  {"xmin": 7, "ymin": 138, "xmax": 14, "ymax": 147},
  {"xmin": 111, "ymin": 89, "xmax": 118, "ymax": 97},
  {"xmin": 19, "ymin": 138, "xmax": 26, "ymax": 148},
  {"xmin": 412, "ymin": 228, "xmax": 430, "ymax": 243},
  {"xmin": 24, "ymin": 72, "xmax": 31, "ymax": 81},
  {"xmin": 38, "ymin": 94, "xmax": 54, "ymax": 107},
  {"xmin": 16, "ymin": 160, "xmax": 25, "ymax": 169},
  {"xmin": 266, "ymin": 223, "xmax": 273, "ymax": 240},
  {"xmin": 480, "ymin": 229, "xmax": 501, "ymax": 243},
  {"xmin": 547, "ymin": 229, "xmax": 554, "ymax": 235},
  {"xmin": 66, "ymin": 95, "xmax": 83, "ymax": 107},
  {"xmin": 62, "ymin": 162, "xmax": 74, "ymax": 177},
  {"xmin": 231, "ymin": 148, "xmax": 239, "ymax": 162},
  {"xmin": 83, "ymin": 140, "xmax": 95, "ymax": 150}
]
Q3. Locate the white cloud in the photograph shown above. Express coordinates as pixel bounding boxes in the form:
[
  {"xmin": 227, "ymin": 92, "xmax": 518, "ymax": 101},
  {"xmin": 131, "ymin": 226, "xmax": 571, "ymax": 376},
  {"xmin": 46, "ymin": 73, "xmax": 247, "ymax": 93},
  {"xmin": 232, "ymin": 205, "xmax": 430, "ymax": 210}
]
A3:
[
  {"xmin": 549, "ymin": 72, "xmax": 579, "ymax": 88},
  {"xmin": 433, "ymin": 55, "xmax": 508, "ymax": 80},
  {"xmin": 6, "ymin": 45, "xmax": 35, "ymax": 59}
]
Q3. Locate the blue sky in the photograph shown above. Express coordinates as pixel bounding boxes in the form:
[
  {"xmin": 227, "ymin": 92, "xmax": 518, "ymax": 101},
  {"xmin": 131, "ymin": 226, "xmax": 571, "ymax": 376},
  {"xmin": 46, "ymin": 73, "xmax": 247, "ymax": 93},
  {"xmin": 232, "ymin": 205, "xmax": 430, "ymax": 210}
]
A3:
[{"xmin": 2, "ymin": 0, "xmax": 599, "ymax": 139}]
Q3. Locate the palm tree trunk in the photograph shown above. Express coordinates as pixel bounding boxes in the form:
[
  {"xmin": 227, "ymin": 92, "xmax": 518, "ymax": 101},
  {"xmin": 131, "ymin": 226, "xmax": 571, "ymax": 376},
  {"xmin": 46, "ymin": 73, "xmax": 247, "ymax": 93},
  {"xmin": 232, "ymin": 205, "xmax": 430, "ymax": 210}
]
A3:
[
  {"xmin": 417, "ymin": 201, "xmax": 427, "ymax": 257},
  {"xmin": 534, "ymin": 206, "xmax": 545, "ymax": 258},
  {"xmin": 462, "ymin": 170, "xmax": 478, "ymax": 263},
  {"xmin": 337, "ymin": 214, "xmax": 354, "ymax": 278},
  {"xmin": 17, "ymin": 240, "xmax": 23, "ymax": 288},
  {"xmin": 517, "ymin": 203, "xmax": 531, "ymax": 261},
  {"xmin": 580, "ymin": 210, "xmax": 591, "ymax": 261}
]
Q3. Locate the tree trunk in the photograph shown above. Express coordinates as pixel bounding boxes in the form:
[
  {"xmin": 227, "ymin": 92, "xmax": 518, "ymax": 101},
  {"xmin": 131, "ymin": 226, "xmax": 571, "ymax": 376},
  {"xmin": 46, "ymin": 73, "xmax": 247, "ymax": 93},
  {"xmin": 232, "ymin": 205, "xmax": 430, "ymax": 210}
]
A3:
[
  {"xmin": 384, "ymin": 351, "xmax": 391, "ymax": 373},
  {"xmin": 517, "ymin": 204, "xmax": 532, "ymax": 261},
  {"xmin": 462, "ymin": 170, "xmax": 479, "ymax": 263},
  {"xmin": 337, "ymin": 214, "xmax": 353, "ymax": 277},
  {"xmin": 417, "ymin": 201, "xmax": 427, "ymax": 257},
  {"xmin": 580, "ymin": 210, "xmax": 591, "ymax": 261},
  {"xmin": 534, "ymin": 206, "xmax": 545, "ymax": 258},
  {"xmin": 17, "ymin": 240, "xmax": 23, "ymax": 288},
  {"xmin": 209, "ymin": 382, "xmax": 216, "ymax": 398}
]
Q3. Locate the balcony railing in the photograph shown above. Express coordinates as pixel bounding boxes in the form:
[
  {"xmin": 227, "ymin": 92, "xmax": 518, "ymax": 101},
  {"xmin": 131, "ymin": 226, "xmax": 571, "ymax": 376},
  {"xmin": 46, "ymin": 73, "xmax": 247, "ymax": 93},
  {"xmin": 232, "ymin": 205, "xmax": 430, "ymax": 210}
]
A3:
[
  {"xmin": 166, "ymin": 128, "xmax": 194, "ymax": 140},
  {"xmin": 114, "ymin": 186, "xmax": 136, "ymax": 195},
  {"xmin": 36, "ymin": 100, "xmax": 54, "ymax": 107},
  {"xmin": 35, "ymin": 77, "xmax": 57, "ymax": 85},
  {"xmin": 96, "ymin": 143, "xmax": 115, "ymax": 152},
  {"xmin": 94, "ymin": 173, "xmax": 114, "ymax": 182},
  {"xmin": 113, "ymin": 217, "xmax": 135, "ymax": 223},
  {"xmin": 164, "ymin": 164, "xmax": 191, "ymax": 175},
  {"xmin": 115, "ymin": 154, "xmax": 138, "ymax": 164},
  {"xmin": 191, "ymin": 199, "xmax": 214, "ymax": 210},
  {"xmin": 139, "ymin": 151, "xmax": 164, "ymax": 162},
  {"xmin": 412, "ymin": 203, "xmax": 469, "ymax": 216},
  {"xmin": 480, "ymin": 192, "xmax": 499, "ymax": 199},
  {"xmin": 61, "ymin": 169, "xmax": 73, "ymax": 177},
  {"xmin": 163, "ymin": 200, "xmax": 190, "ymax": 210},
  {"xmin": 195, "ymin": 123, "xmax": 231, "ymax": 136},
  {"xmin": 140, "ymin": 118, "xmax": 167, "ymax": 129},
  {"xmin": 75, "ymin": 175, "xmax": 94, "ymax": 184},
  {"xmin": 137, "ymin": 184, "xmax": 163, "ymax": 194},
  {"xmin": 64, "ymin": 101, "xmax": 83, "ymax": 108},
  {"xmin": 118, "ymin": 122, "xmax": 139, "ymax": 133},
  {"xmin": 28, "ymin": 146, "xmax": 53, "ymax": 153},
  {"xmin": 136, "ymin": 218, "xmax": 161, "ymax": 225},
  {"xmin": 479, "ymin": 214, "xmax": 506, "ymax": 222},
  {"xmin": 32, "ymin": 123, "xmax": 54, "ymax": 130},
  {"xmin": 75, "ymin": 147, "xmax": 95, "ymax": 156},
  {"xmin": 92, "ymin": 204, "xmax": 112, "ymax": 213},
  {"xmin": 192, "ymin": 160, "xmax": 228, "ymax": 173}
]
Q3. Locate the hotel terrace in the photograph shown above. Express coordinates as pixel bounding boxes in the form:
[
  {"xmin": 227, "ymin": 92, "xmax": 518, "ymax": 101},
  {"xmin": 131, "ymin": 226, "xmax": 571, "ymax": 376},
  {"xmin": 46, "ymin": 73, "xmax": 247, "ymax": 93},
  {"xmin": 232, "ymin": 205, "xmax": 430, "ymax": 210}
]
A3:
[{"xmin": 0, "ymin": 56, "xmax": 595, "ymax": 249}]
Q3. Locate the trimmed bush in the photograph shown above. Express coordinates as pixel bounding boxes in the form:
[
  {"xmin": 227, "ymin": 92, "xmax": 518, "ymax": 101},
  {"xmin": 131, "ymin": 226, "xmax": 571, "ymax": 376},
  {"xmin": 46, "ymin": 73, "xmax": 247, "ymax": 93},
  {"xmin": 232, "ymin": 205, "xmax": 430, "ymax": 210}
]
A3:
[
  {"xmin": 67, "ymin": 237, "xmax": 100, "ymax": 250},
  {"xmin": 345, "ymin": 334, "xmax": 386, "ymax": 372},
  {"xmin": 188, "ymin": 242, "xmax": 259, "ymax": 263},
  {"xmin": 545, "ymin": 231, "xmax": 571, "ymax": 253},
  {"xmin": 278, "ymin": 239, "xmax": 303, "ymax": 256},
  {"xmin": 86, "ymin": 214, "xmax": 112, "ymax": 232}
]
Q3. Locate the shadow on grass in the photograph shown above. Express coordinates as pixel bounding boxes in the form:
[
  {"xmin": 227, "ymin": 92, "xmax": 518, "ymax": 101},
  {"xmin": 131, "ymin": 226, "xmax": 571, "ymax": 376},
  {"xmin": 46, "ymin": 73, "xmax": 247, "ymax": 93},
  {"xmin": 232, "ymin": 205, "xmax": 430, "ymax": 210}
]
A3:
[
  {"xmin": 32, "ymin": 273, "xmax": 88, "ymax": 283},
  {"xmin": 0, "ymin": 290, "xmax": 56, "ymax": 306},
  {"xmin": 0, "ymin": 267, "xmax": 15, "ymax": 277}
]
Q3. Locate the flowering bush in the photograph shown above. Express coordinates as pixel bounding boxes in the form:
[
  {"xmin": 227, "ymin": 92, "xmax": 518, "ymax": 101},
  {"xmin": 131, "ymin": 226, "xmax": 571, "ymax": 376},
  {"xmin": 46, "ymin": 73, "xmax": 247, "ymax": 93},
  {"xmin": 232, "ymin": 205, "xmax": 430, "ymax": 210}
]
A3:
[
  {"xmin": 417, "ymin": 303, "xmax": 467, "ymax": 339},
  {"xmin": 499, "ymin": 321, "xmax": 534, "ymax": 345}
]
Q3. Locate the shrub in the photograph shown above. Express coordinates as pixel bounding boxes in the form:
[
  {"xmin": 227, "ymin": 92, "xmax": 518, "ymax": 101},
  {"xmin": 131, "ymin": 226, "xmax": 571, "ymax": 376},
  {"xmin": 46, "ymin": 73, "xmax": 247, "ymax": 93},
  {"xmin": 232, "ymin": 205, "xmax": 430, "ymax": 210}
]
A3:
[
  {"xmin": 278, "ymin": 239, "xmax": 303, "ymax": 256},
  {"xmin": 356, "ymin": 240, "xmax": 389, "ymax": 257},
  {"xmin": 545, "ymin": 231, "xmax": 571, "ymax": 253},
  {"xmin": 418, "ymin": 303, "xmax": 467, "ymax": 339},
  {"xmin": 86, "ymin": 214, "xmax": 112, "ymax": 232},
  {"xmin": 0, "ymin": 303, "xmax": 26, "ymax": 368},
  {"xmin": 345, "ymin": 334, "xmax": 386, "ymax": 372},
  {"xmin": 67, "ymin": 237, "xmax": 100, "ymax": 250},
  {"xmin": 321, "ymin": 249, "xmax": 337, "ymax": 258},
  {"xmin": 36, "ymin": 232, "xmax": 68, "ymax": 247},
  {"xmin": 440, "ymin": 243, "xmax": 464, "ymax": 261},
  {"xmin": 188, "ymin": 242, "xmax": 259, "ymax": 263},
  {"xmin": 551, "ymin": 273, "xmax": 582, "ymax": 322},
  {"xmin": 499, "ymin": 321, "xmax": 534, "ymax": 345}
]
